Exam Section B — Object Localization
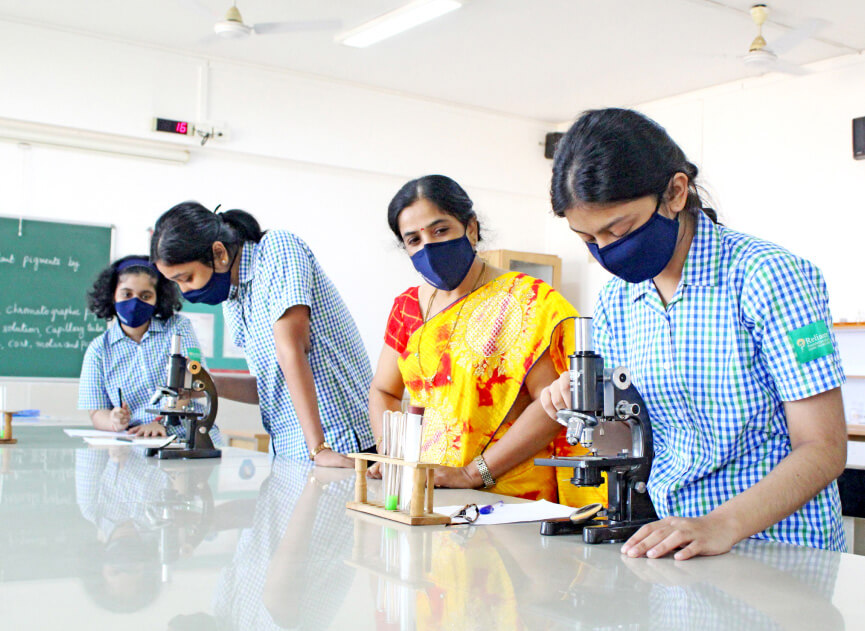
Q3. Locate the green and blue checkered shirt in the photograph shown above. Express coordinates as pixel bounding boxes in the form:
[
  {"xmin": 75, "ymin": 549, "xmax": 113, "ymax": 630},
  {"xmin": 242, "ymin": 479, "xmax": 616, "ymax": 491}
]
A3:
[{"xmin": 593, "ymin": 210, "xmax": 846, "ymax": 551}]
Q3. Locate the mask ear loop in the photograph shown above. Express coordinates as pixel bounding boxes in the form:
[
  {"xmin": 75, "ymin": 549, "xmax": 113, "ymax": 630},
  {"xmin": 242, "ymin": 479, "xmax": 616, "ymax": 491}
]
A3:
[
  {"xmin": 653, "ymin": 189, "xmax": 665, "ymax": 216},
  {"xmin": 465, "ymin": 216, "xmax": 480, "ymax": 250},
  {"xmin": 214, "ymin": 243, "xmax": 241, "ymax": 273}
]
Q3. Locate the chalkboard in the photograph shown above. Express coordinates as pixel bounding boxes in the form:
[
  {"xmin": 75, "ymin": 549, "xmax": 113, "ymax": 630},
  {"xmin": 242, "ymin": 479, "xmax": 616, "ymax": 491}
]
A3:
[
  {"xmin": 181, "ymin": 301, "xmax": 248, "ymax": 372},
  {"xmin": 0, "ymin": 216, "xmax": 112, "ymax": 378}
]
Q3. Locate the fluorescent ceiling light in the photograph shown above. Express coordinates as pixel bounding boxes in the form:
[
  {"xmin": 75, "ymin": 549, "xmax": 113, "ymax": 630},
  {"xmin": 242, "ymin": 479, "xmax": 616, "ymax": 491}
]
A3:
[
  {"xmin": 337, "ymin": 0, "xmax": 462, "ymax": 48},
  {"xmin": 0, "ymin": 117, "xmax": 190, "ymax": 164}
]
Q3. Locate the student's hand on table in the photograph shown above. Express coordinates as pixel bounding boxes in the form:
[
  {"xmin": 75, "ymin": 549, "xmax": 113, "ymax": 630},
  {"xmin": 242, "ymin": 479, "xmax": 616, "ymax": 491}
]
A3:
[
  {"xmin": 367, "ymin": 461, "xmax": 382, "ymax": 478},
  {"xmin": 539, "ymin": 371, "xmax": 571, "ymax": 419},
  {"xmin": 109, "ymin": 403, "xmax": 131, "ymax": 432},
  {"xmin": 313, "ymin": 449, "xmax": 354, "ymax": 468},
  {"xmin": 620, "ymin": 514, "xmax": 738, "ymax": 561},
  {"xmin": 127, "ymin": 422, "xmax": 167, "ymax": 438},
  {"xmin": 433, "ymin": 465, "xmax": 480, "ymax": 489}
]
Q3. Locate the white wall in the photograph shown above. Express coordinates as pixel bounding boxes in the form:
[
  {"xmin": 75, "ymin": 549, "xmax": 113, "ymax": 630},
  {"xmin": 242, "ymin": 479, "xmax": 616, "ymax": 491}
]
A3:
[
  {"xmin": 638, "ymin": 53, "xmax": 865, "ymax": 321},
  {"xmin": 544, "ymin": 53, "xmax": 865, "ymax": 317},
  {"xmin": 0, "ymin": 20, "xmax": 556, "ymax": 427}
]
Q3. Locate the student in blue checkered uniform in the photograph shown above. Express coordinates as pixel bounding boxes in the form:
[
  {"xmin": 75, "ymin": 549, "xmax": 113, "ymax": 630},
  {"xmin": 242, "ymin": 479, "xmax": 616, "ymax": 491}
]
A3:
[
  {"xmin": 78, "ymin": 255, "xmax": 216, "ymax": 441},
  {"xmin": 150, "ymin": 203, "xmax": 374, "ymax": 463},
  {"xmin": 542, "ymin": 108, "xmax": 847, "ymax": 559}
]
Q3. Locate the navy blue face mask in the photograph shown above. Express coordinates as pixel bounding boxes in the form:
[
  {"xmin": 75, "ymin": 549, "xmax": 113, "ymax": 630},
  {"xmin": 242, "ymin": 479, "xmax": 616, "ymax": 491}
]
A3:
[
  {"xmin": 586, "ymin": 202, "xmax": 679, "ymax": 284},
  {"xmin": 115, "ymin": 297, "xmax": 156, "ymax": 328},
  {"xmin": 182, "ymin": 249, "xmax": 237, "ymax": 305},
  {"xmin": 410, "ymin": 235, "xmax": 476, "ymax": 291},
  {"xmin": 182, "ymin": 267, "xmax": 232, "ymax": 305}
]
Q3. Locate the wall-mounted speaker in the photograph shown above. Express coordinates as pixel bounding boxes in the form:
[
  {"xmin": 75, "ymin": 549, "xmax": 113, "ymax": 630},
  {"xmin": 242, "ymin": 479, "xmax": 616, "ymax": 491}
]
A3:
[
  {"xmin": 544, "ymin": 132, "xmax": 564, "ymax": 160},
  {"xmin": 854, "ymin": 117, "xmax": 865, "ymax": 160}
]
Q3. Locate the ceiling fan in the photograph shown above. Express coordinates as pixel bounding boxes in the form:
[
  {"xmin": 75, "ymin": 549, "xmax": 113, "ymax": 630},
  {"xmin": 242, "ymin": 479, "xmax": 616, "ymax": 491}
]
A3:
[
  {"xmin": 741, "ymin": 4, "xmax": 828, "ymax": 75},
  {"xmin": 180, "ymin": 1, "xmax": 342, "ymax": 40}
]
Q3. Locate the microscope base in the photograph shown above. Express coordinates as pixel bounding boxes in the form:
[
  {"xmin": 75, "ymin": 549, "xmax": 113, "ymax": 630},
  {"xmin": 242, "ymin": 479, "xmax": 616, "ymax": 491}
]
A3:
[
  {"xmin": 583, "ymin": 518, "xmax": 655, "ymax": 544},
  {"xmin": 540, "ymin": 517, "xmax": 655, "ymax": 544},
  {"xmin": 145, "ymin": 446, "xmax": 222, "ymax": 460}
]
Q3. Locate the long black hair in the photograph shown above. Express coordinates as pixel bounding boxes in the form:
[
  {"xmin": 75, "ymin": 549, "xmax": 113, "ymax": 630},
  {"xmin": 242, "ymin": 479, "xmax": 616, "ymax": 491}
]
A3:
[
  {"xmin": 87, "ymin": 255, "xmax": 181, "ymax": 321},
  {"xmin": 551, "ymin": 108, "xmax": 717, "ymax": 223},
  {"xmin": 387, "ymin": 175, "xmax": 482, "ymax": 245},
  {"xmin": 150, "ymin": 201, "xmax": 265, "ymax": 266}
]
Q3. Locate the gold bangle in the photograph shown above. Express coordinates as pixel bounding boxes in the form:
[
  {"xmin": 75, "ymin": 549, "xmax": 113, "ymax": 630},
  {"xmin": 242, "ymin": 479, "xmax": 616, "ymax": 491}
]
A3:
[{"xmin": 309, "ymin": 441, "xmax": 332, "ymax": 461}]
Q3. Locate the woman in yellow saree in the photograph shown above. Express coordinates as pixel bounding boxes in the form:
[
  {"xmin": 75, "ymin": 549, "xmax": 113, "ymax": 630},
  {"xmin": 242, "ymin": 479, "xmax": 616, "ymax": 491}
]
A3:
[{"xmin": 368, "ymin": 175, "xmax": 604, "ymax": 506}]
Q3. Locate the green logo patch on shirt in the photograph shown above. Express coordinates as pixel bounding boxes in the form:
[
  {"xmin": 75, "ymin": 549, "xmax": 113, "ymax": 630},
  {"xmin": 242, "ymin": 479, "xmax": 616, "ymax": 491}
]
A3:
[
  {"xmin": 787, "ymin": 321, "xmax": 834, "ymax": 364},
  {"xmin": 187, "ymin": 347, "xmax": 203, "ymax": 362}
]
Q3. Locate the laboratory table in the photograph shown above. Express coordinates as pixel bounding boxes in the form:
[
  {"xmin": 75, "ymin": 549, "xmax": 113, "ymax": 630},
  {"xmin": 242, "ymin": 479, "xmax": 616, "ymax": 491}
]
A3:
[{"xmin": 2, "ymin": 426, "xmax": 865, "ymax": 630}]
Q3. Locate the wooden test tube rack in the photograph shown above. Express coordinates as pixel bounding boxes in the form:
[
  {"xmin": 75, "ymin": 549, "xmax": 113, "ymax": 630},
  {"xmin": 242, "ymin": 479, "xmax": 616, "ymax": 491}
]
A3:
[
  {"xmin": 0, "ymin": 412, "xmax": 18, "ymax": 445},
  {"xmin": 346, "ymin": 453, "xmax": 451, "ymax": 526}
]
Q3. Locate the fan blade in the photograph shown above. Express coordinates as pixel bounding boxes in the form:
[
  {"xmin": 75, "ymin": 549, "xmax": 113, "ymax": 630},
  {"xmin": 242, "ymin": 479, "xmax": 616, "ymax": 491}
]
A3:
[
  {"xmin": 767, "ymin": 18, "xmax": 829, "ymax": 56},
  {"xmin": 252, "ymin": 19, "xmax": 343, "ymax": 35},
  {"xmin": 769, "ymin": 59, "xmax": 811, "ymax": 76},
  {"xmin": 176, "ymin": 0, "xmax": 219, "ymax": 21}
]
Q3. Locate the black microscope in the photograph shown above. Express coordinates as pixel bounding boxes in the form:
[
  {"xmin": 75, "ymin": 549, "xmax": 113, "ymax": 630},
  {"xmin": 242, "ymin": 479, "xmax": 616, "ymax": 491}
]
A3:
[
  {"xmin": 145, "ymin": 334, "xmax": 221, "ymax": 460},
  {"xmin": 535, "ymin": 317, "xmax": 656, "ymax": 543}
]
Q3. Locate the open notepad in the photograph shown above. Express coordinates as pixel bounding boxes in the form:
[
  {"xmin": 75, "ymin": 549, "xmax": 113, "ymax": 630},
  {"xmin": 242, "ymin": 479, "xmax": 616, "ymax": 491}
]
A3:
[
  {"xmin": 64, "ymin": 429, "xmax": 176, "ymax": 448},
  {"xmin": 82, "ymin": 436, "xmax": 176, "ymax": 448},
  {"xmin": 434, "ymin": 499, "xmax": 575, "ymax": 526},
  {"xmin": 64, "ymin": 429, "xmax": 130, "ymax": 438}
]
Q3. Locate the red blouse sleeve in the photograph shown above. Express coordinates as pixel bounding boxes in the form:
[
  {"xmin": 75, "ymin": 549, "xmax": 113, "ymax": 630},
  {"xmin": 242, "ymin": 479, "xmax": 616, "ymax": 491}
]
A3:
[{"xmin": 384, "ymin": 287, "xmax": 423, "ymax": 354}]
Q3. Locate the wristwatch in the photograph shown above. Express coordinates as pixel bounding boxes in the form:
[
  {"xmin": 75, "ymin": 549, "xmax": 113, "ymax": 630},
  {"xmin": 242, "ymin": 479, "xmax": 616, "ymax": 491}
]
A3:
[
  {"xmin": 309, "ymin": 441, "xmax": 332, "ymax": 461},
  {"xmin": 473, "ymin": 454, "xmax": 496, "ymax": 488}
]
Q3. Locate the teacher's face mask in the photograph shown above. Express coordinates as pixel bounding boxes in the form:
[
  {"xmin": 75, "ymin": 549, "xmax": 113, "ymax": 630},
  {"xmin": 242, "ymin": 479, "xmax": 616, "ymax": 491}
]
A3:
[{"xmin": 410, "ymin": 235, "xmax": 475, "ymax": 291}]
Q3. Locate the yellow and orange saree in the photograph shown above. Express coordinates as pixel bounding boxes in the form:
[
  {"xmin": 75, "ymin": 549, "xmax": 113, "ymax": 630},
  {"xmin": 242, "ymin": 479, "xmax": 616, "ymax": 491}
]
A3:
[{"xmin": 385, "ymin": 272, "xmax": 605, "ymax": 506}]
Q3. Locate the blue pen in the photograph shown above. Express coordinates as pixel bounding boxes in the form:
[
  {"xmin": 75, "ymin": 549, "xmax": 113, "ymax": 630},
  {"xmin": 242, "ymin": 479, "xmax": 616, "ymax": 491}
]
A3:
[{"xmin": 479, "ymin": 500, "xmax": 504, "ymax": 515}]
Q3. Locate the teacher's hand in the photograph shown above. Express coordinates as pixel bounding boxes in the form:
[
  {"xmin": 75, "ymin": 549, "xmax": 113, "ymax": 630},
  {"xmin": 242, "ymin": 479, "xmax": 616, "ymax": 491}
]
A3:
[
  {"xmin": 433, "ymin": 465, "xmax": 481, "ymax": 489},
  {"xmin": 621, "ymin": 514, "xmax": 739, "ymax": 561}
]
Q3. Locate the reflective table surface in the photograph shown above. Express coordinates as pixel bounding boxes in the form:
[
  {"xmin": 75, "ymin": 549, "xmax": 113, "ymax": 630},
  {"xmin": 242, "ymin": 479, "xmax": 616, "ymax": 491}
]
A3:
[{"xmin": 2, "ymin": 426, "xmax": 865, "ymax": 630}]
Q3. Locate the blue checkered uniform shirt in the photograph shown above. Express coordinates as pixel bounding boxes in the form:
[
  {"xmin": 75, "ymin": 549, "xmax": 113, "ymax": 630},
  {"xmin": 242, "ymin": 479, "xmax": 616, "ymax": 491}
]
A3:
[
  {"xmin": 78, "ymin": 314, "xmax": 218, "ymax": 441},
  {"xmin": 593, "ymin": 210, "xmax": 846, "ymax": 551},
  {"xmin": 223, "ymin": 231, "xmax": 374, "ymax": 458}
]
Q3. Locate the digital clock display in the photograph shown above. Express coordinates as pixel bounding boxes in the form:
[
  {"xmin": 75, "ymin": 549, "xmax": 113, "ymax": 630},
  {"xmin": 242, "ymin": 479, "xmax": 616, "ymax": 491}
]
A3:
[{"xmin": 153, "ymin": 117, "xmax": 193, "ymax": 136}]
